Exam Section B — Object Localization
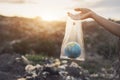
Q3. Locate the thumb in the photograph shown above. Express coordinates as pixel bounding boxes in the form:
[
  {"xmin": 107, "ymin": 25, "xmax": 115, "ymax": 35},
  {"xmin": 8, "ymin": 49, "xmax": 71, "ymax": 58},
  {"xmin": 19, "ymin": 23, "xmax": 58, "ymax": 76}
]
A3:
[{"xmin": 80, "ymin": 13, "xmax": 90, "ymax": 20}]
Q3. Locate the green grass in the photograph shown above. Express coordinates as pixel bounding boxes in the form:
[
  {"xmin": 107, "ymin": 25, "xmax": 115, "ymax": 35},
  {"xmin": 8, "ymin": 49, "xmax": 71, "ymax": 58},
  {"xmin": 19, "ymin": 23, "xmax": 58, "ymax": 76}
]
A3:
[{"xmin": 25, "ymin": 54, "xmax": 48, "ymax": 64}]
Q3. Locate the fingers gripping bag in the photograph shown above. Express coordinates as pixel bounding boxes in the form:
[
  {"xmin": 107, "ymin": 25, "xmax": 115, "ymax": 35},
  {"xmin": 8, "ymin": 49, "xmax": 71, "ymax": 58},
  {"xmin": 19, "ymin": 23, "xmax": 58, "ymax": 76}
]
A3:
[{"xmin": 60, "ymin": 16, "xmax": 85, "ymax": 61}]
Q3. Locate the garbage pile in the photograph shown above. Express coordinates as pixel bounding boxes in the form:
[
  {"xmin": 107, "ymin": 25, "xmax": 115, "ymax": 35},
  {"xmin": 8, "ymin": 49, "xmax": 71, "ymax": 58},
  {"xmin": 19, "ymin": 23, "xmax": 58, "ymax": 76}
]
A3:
[
  {"xmin": 0, "ymin": 54, "xmax": 116, "ymax": 80},
  {"xmin": 19, "ymin": 59, "xmax": 90, "ymax": 80}
]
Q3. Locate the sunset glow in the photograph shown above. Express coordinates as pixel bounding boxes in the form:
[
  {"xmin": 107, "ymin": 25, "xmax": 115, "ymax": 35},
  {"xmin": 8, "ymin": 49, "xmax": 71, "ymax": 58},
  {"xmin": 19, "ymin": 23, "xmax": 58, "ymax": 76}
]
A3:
[
  {"xmin": 0, "ymin": 0, "xmax": 120, "ymax": 21},
  {"xmin": 41, "ymin": 15, "xmax": 59, "ymax": 21}
]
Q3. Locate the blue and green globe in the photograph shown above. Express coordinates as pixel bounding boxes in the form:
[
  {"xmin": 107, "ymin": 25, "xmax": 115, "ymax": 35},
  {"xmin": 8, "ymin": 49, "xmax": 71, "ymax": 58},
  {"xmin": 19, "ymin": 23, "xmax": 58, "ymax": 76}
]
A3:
[{"xmin": 64, "ymin": 42, "xmax": 81, "ymax": 58}]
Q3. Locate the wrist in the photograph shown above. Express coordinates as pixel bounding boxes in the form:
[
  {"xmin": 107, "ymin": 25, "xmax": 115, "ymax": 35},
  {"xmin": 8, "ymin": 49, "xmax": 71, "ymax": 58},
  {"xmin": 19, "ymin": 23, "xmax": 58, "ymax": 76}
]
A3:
[{"xmin": 90, "ymin": 11, "xmax": 97, "ymax": 19}]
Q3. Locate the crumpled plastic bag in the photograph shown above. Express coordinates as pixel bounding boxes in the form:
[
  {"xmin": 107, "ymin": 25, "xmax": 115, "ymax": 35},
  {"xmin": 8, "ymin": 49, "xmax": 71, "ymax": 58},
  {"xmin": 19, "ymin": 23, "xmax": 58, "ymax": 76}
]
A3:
[{"xmin": 60, "ymin": 16, "xmax": 85, "ymax": 61}]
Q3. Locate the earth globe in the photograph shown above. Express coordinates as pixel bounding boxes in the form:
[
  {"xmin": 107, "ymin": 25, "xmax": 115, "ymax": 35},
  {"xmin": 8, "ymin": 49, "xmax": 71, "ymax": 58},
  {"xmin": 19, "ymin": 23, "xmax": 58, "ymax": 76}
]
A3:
[{"xmin": 64, "ymin": 42, "xmax": 81, "ymax": 58}]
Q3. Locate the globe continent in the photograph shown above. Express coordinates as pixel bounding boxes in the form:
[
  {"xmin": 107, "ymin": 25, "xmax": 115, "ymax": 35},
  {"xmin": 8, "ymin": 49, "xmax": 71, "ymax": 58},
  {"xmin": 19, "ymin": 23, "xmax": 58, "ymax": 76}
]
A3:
[{"xmin": 64, "ymin": 42, "xmax": 81, "ymax": 58}]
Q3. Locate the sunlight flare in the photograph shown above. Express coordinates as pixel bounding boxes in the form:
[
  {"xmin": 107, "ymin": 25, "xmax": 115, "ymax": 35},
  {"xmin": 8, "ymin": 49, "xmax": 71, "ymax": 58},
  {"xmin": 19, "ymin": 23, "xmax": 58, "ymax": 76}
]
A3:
[{"xmin": 40, "ymin": 13, "xmax": 59, "ymax": 21}]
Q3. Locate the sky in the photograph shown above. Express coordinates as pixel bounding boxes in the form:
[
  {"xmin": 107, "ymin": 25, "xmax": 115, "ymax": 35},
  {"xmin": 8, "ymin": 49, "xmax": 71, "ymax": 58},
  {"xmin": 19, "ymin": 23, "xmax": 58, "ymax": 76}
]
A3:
[{"xmin": 0, "ymin": 0, "xmax": 120, "ymax": 21}]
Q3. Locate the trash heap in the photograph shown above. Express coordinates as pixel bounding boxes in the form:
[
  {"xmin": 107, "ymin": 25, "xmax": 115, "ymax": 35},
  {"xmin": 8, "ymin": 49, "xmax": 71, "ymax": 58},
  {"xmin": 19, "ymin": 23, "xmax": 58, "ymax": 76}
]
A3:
[{"xmin": 19, "ymin": 59, "xmax": 90, "ymax": 80}]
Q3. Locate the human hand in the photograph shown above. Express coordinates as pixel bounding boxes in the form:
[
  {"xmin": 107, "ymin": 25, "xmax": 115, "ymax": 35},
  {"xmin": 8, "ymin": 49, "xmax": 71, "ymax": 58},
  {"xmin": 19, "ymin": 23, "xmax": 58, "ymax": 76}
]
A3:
[{"xmin": 68, "ymin": 8, "xmax": 95, "ymax": 20}]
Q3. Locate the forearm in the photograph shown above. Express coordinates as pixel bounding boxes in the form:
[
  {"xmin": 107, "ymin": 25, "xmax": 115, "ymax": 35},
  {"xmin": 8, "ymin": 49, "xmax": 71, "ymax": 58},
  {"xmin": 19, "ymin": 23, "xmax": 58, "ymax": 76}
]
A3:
[{"xmin": 91, "ymin": 12, "xmax": 120, "ymax": 37}]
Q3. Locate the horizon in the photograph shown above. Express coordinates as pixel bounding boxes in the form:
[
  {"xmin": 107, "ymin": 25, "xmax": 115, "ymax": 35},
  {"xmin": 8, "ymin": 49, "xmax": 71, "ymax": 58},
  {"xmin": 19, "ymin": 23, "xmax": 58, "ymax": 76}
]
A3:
[{"xmin": 0, "ymin": 0, "xmax": 120, "ymax": 21}]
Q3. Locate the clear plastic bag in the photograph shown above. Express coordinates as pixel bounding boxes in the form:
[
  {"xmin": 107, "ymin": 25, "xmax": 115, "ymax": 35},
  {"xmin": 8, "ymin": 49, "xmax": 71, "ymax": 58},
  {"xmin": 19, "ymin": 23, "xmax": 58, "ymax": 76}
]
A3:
[{"xmin": 60, "ymin": 16, "xmax": 85, "ymax": 61}]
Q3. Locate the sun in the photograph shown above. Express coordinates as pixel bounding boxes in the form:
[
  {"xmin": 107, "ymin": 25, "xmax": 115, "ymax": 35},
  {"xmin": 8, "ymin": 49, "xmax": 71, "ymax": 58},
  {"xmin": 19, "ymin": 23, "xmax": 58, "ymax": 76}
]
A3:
[
  {"xmin": 41, "ymin": 15, "xmax": 58, "ymax": 21},
  {"xmin": 40, "ymin": 13, "xmax": 59, "ymax": 21},
  {"xmin": 0, "ymin": 3, "xmax": 63, "ymax": 21}
]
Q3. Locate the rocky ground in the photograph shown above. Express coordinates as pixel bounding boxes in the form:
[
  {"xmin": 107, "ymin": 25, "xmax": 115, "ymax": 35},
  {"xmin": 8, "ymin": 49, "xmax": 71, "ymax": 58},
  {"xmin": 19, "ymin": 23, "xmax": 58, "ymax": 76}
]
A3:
[
  {"xmin": 0, "ymin": 54, "xmax": 28, "ymax": 80},
  {"xmin": 0, "ymin": 53, "xmax": 118, "ymax": 80}
]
